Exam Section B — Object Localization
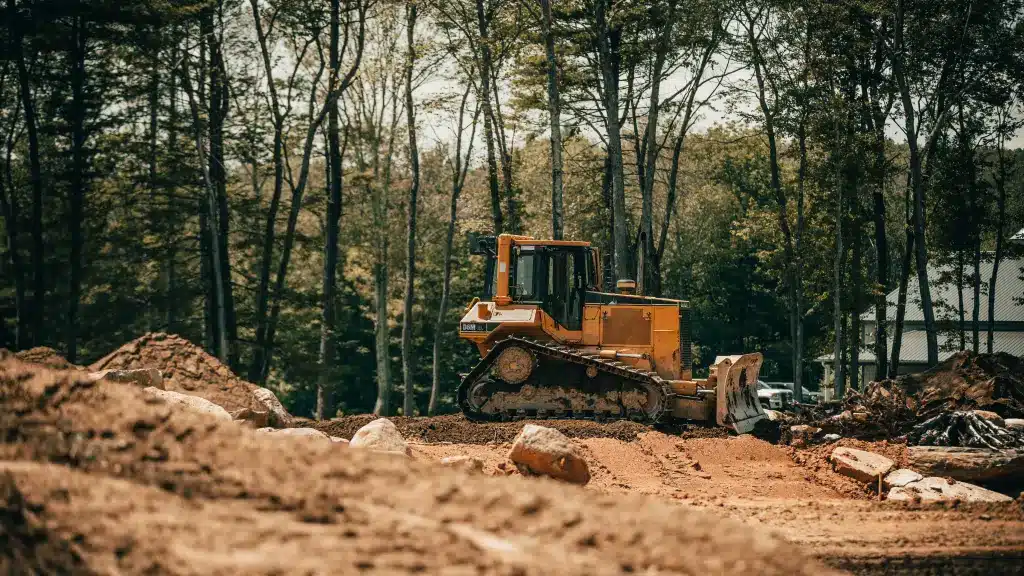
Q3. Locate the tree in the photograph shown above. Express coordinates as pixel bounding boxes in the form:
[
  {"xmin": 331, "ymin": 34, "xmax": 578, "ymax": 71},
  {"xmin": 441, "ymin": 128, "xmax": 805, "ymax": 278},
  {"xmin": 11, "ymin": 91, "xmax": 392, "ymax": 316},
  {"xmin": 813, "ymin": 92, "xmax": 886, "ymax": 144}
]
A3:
[
  {"xmin": 401, "ymin": 0, "xmax": 420, "ymax": 416},
  {"xmin": 538, "ymin": 0, "xmax": 563, "ymax": 239}
]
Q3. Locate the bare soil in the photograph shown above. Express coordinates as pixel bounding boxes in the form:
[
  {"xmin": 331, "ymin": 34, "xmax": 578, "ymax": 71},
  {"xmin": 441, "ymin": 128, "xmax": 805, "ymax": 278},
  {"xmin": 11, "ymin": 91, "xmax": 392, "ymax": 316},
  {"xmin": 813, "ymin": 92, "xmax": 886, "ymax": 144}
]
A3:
[
  {"xmin": 5, "ymin": 339, "xmax": 1023, "ymax": 574},
  {"xmin": 0, "ymin": 356, "xmax": 836, "ymax": 575},
  {"xmin": 89, "ymin": 332, "xmax": 259, "ymax": 412}
]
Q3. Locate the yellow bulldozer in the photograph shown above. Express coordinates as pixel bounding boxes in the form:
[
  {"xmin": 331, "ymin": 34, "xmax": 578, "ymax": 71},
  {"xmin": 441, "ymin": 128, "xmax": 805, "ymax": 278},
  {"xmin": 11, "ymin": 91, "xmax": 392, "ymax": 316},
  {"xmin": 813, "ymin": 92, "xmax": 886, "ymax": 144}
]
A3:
[{"xmin": 457, "ymin": 234, "xmax": 767, "ymax": 433}]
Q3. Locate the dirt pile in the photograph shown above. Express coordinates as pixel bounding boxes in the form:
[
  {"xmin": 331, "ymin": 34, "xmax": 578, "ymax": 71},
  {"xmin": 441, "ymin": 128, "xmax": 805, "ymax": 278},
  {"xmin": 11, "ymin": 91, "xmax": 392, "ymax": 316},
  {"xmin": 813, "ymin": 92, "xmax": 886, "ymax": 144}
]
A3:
[
  {"xmin": 312, "ymin": 413, "xmax": 727, "ymax": 444},
  {"xmin": 0, "ymin": 356, "xmax": 834, "ymax": 575},
  {"xmin": 14, "ymin": 346, "xmax": 81, "ymax": 370},
  {"xmin": 89, "ymin": 332, "xmax": 259, "ymax": 413}
]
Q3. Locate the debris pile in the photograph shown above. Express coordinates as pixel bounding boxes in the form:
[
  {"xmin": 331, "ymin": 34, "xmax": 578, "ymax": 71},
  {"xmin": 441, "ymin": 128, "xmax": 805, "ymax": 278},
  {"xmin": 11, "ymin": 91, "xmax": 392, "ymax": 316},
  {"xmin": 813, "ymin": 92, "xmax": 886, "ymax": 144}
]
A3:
[
  {"xmin": 14, "ymin": 346, "xmax": 81, "ymax": 370},
  {"xmin": 906, "ymin": 411, "xmax": 1024, "ymax": 450},
  {"xmin": 803, "ymin": 352, "xmax": 1024, "ymax": 445}
]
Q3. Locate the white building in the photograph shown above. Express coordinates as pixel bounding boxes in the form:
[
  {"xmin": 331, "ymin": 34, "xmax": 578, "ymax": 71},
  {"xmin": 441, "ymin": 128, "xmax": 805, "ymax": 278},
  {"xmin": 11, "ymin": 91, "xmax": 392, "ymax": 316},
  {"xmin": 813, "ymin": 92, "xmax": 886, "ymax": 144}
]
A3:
[{"xmin": 820, "ymin": 256, "xmax": 1024, "ymax": 385}]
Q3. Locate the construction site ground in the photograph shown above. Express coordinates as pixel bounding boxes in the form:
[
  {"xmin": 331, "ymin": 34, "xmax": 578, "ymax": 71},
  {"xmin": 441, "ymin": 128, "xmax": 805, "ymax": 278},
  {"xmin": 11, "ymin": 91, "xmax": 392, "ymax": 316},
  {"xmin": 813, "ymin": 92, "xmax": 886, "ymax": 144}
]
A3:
[
  {"xmin": 4, "ymin": 334, "xmax": 1023, "ymax": 575},
  {"xmin": 312, "ymin": 415, "xmax": 1024, "ymax": 575}
]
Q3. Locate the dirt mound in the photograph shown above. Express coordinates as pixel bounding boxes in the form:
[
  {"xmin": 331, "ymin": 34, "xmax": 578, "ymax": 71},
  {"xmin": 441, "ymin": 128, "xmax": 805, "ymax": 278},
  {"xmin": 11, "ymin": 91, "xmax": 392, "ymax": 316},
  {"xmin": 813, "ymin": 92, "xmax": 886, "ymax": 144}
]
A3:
[
  {"xmin": 14, "ymin": 347, "xmax": 80, "ymax": 370},
  {"xmin": 790, "ymin": 439, "xmax": 910, "ymax": 498},
  {"xmin": 0, "ymin": 356, "xmax": 833, "ymax": 575},
  {"xmin": 312, "ymin": 413, "xmax": 726, "ymax": 444},
  {"xmin": 90, "ymin": 332, "xmax": 258, "ymax": 412}
]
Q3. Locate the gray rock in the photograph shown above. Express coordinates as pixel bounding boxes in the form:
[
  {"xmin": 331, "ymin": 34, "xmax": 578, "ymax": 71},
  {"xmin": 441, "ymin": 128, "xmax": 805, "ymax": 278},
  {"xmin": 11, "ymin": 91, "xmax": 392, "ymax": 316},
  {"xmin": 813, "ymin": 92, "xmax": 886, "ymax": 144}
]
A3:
[
  {"xmin": 822, "ymin": 434, "xmax": 841, "ymax": 443},
  {"xmin": 884, "ymin": 468, "xmax": 923, "ymax": 488},
  {"xmin": 256, "ymin": 427, "xmax": 331, "ymax": 443},
  {"xmin": 887, "ymin": 476, "xmax": 1012, "ymax": 503},
  {"xmin": 830, "ymin": 447, "xmax": 894, "ymax": 483},
  {"xmin": 349, "ymin": 418, "xmax": 410, "ymax": 455},
  {"xmin": 508, "ymin": 424, "xmax": 590, "ymax": 485},
  {"xmin": 143, "ymin": 387, "xmax": 232, "ymax": 421},
  {"xmin": 252, "ymin": 387, "xmax": 293, "ymax": 428}
]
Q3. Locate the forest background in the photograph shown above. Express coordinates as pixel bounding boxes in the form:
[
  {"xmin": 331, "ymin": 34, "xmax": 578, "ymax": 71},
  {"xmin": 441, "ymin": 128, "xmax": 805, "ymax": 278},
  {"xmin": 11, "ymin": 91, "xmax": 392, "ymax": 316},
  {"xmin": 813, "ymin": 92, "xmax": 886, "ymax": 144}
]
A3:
[{"xmin": 1, "ymin": 0, "xmax": 1022, "ymax": 418}]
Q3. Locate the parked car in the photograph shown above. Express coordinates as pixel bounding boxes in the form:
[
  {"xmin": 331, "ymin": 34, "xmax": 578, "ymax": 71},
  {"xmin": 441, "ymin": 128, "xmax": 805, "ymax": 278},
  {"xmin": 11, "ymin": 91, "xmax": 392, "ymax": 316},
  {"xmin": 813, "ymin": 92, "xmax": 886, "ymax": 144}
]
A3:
[
  {"xmin": 756, "ymin": 380, "xmax": 794, "ymax": 410},
  {"xmin": 762, "ymin": 381, "xmax": 823, "ymax": 405}
]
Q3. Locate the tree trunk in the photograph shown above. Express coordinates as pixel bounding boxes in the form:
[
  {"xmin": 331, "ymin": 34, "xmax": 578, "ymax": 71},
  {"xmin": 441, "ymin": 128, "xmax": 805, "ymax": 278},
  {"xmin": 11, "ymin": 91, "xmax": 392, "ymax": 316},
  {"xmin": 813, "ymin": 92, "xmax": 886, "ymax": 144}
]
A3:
[
  {"xmin": 539, "ymin": 0, "xmax": 563, "ymax": 240},
  {"xmin": 596, "ymin": 0, "xmax": 627, "ymax": 281},
  {"xmin": 165, "ymin": 40, "xmax": 179, "ymax": 332},
  {"xmin": 894, "ymin": 0, "xmax": 938, "ymax": 366},
  {"xmin": 957, "ymin": 248, "xmax": 966, "ymax": 350},
  {"xmin": 850, "ymin": 215, "xmax": 861, "ymax": 392},
  {"xmin": 10, "ymin": 0, "xmax": 44, "ymax": 348},
  {"xmin": 205, "ymin": 5, "xmax": 237, "ymax": 370},
  {"xmin": 638, "ymin": 0, "xmax": 675, "ymax": 295},
  {"xmin": 475, "ymin": 0, "xmax": 503, "ymax": 235},
  {"xmin": 430, "ymin": 86, "xmax": 477, "ymax": 415},
  {"xmin": 890, "ymin": 176, "xmax": 914, "ymax": 378},
  {"xmin": 988, "ymin": 123, "xmax": 1008, "ymax": 354},
  {"xmin": 147, "ymin": 29, "xmax": 160, "ymax": 331},
  {"xmin": 318, "ymin": 0, "xmax": 344, "ymax": 421},
  {"xmin": 180, "ymin": 53, "xmax": 229, "ymax": 364},
  {"xmin": 833, "ymin": 122, "xmax": 844, "ymax": 397},
  {"xmin": 401, "ymin": 1, "xmax": 420, "ymax": 417},
  {"xmin": 66, "ymin": 14, "xmax": 87, "ymax": 364},
  {"xmin": 0, "ymin": 91, "xmax": 26, "ymax": 350}
]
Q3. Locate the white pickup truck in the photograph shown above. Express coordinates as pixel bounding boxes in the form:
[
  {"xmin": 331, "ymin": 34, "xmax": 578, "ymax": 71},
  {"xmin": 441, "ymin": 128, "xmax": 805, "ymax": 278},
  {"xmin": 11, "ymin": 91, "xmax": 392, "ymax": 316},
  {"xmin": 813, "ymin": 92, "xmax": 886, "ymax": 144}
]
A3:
[{"xmin": 756, "ymin": 380, "xmax": 793, "ymax": 410}]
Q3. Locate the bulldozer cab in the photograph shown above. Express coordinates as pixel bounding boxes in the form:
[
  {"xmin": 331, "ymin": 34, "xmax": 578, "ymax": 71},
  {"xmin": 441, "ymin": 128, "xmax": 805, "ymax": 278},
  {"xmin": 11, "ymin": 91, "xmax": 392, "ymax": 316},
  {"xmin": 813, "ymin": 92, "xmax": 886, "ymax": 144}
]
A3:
[{"xmin": 471, "ymin": 234, "xmax": 599, "ymax": 332}]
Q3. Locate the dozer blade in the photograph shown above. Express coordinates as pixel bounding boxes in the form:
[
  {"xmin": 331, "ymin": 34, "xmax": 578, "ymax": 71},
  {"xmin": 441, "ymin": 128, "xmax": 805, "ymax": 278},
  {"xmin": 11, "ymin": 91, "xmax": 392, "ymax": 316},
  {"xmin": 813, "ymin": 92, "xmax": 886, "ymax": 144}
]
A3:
[{"xmin": 713, "ymin": 353, "xmax": 765, "ymax": 434}]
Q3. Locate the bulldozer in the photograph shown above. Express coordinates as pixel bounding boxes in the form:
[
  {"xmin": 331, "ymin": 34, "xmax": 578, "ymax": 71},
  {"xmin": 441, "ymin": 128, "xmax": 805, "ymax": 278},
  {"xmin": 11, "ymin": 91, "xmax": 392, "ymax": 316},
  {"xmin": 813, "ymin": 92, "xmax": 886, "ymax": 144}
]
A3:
[{"xmin": 457, "ymin": 233, "xmax": 767, "ymax": 433}]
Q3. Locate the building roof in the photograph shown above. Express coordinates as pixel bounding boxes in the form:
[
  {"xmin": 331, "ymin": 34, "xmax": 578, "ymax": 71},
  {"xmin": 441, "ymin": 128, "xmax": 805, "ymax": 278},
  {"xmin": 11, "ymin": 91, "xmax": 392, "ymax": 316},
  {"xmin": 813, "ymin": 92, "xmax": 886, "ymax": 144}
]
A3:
[
  {"xmin": 818, "ymin": 330, "xmax": 1024, "ymax": 364},
  {"xmin": 861, "ymin": 257, "xmax": 1024, "ymax": 324}
]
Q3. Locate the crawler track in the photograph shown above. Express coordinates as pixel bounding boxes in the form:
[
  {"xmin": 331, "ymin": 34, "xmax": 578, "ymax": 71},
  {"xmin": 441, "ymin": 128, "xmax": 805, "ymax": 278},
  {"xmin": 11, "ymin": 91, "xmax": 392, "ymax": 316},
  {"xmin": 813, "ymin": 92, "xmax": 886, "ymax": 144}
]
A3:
[{"xmin": 457, "ymin": 336, "xmax": 675, "ymax": 424}]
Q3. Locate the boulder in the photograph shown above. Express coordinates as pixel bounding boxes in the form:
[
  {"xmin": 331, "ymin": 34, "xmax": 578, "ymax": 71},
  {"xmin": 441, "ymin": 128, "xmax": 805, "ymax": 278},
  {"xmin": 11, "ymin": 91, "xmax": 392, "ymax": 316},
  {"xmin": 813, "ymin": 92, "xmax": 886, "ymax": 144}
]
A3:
[
  {"xmin": 972, "ymin": 410, "xmax": 1005, "ymax": 428},
  {"xmin": 230, "ymin": 408, "xmax": 270, "ymax": 428},
  {"xmin": 89, "ymin": 368, "xmax": 164, "ymax": 390},
  {"xmin": 440, "ymin": 455, "xmax": 484, "ymax": 474},
  {"xmin": 143, "ymin": 387, "xmax": 232, "ymax": 421},
  {"xmin": 887, "ymin": 476, "xmax": 1012, "ymax": 503},
  {"xmin": 829, "ymin": 447, "xmax": 895, "ymax": 484},
  {"xmin": 252, "ymin": 387, "xmax": 293, "ymax": 428},
  {"xmin": 508, "ymin": 424, "xmax": 590, "ymax": 485},
  {"xmin": 256, "ymin": 427, "xmax": 331, "ymax": 443},
  {"xmin": 1005, "ymin": 419, "xmax": 1024, "ymax": 432},
  {"xmin": 349, "ymin": 418, "xmax": 410, "ymax": 456},
  {"xmin": 883, "ymin": 468, "xmax": 923, "ymax": 488},
  {"xmin": 907, "ymin": 446, "xmax": 1024, "ymax": 483}
]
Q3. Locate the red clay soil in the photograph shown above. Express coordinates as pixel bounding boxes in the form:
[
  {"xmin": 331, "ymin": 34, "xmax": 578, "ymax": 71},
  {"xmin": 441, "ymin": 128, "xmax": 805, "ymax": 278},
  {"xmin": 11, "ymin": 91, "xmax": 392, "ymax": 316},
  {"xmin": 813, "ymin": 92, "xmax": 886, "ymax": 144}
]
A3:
[
  {"xmin": 14, "ymin": 346, "xmax": 81, "ymax": 370},
  {"xmin": 89, "ymin": 332, "xmax": 259, "ymax": 412},
  {"xmin": 311, "ymin": 413, "xmax": 728, "ymax": 444},
  {"xmin": 0, "ymin": 356, "xmax": 836, "ymax": 575}
]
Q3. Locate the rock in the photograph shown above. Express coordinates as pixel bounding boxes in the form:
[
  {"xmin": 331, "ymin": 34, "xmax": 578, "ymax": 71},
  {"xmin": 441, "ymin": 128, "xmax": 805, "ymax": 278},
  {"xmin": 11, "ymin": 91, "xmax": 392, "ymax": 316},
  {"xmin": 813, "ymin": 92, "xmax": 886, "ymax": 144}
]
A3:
[
  {"xmin": 884, "ymin": 468, "xmax": 923, "ymax": 488},
  {"xmin": 88, "ymin": 368, "xmax": 164, "ymax": 390},
  {"xmin": 508, "ymin": 424, "xmax": 590, "ymax": 485},
  {"xmin": 972, "ymin": 410, "xmax": 1005, "ymax": 428},
  {"xmin": 440, "ymin": 455, "xmax": 484, "ymax": 474},
  {"xmin": 829, "ymin": 447, "xmax": 894, "ymax": 483},
  {"xmin": 789, "ymin": 425, "xmax": 821, "ymax": 448},
  {"xmin": 143, "ymin": 387, "xmax": 232, "ymax": 421},
  {"xmin": 349, "ymin": 418, "xmax": 410, "ymax": 456},
  {"xmin": 822, "ymin": 434, "xmax": 841, "ymax": 443},
  {"xmin": 230, "ymin": 408, "xmax": 269, "ymax": 428},
  {"xmin": 907, "ymin": 446, "xmax": 1024, "ymax": 483},
  {"xmin": 252, "ymin": 387, "xmax": 293, "ymax": 428},
  {"xmin": 256, "ymin": 427, "xmax": 331, "ymax": 443},
  {"xmin": 1006, "ymin": 419, "xmax": 1024, "ymax": 431},
  {"xmin": 763, "ymin": 409, "xmax": 783, "ymax": 422},
  {"xmin": 887, "ymin": 476, "xmax": 1012, "ymax": 503},
  {"xmin": 330, "ymin": 436, "xmax": 349, "ymax": 444}
]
